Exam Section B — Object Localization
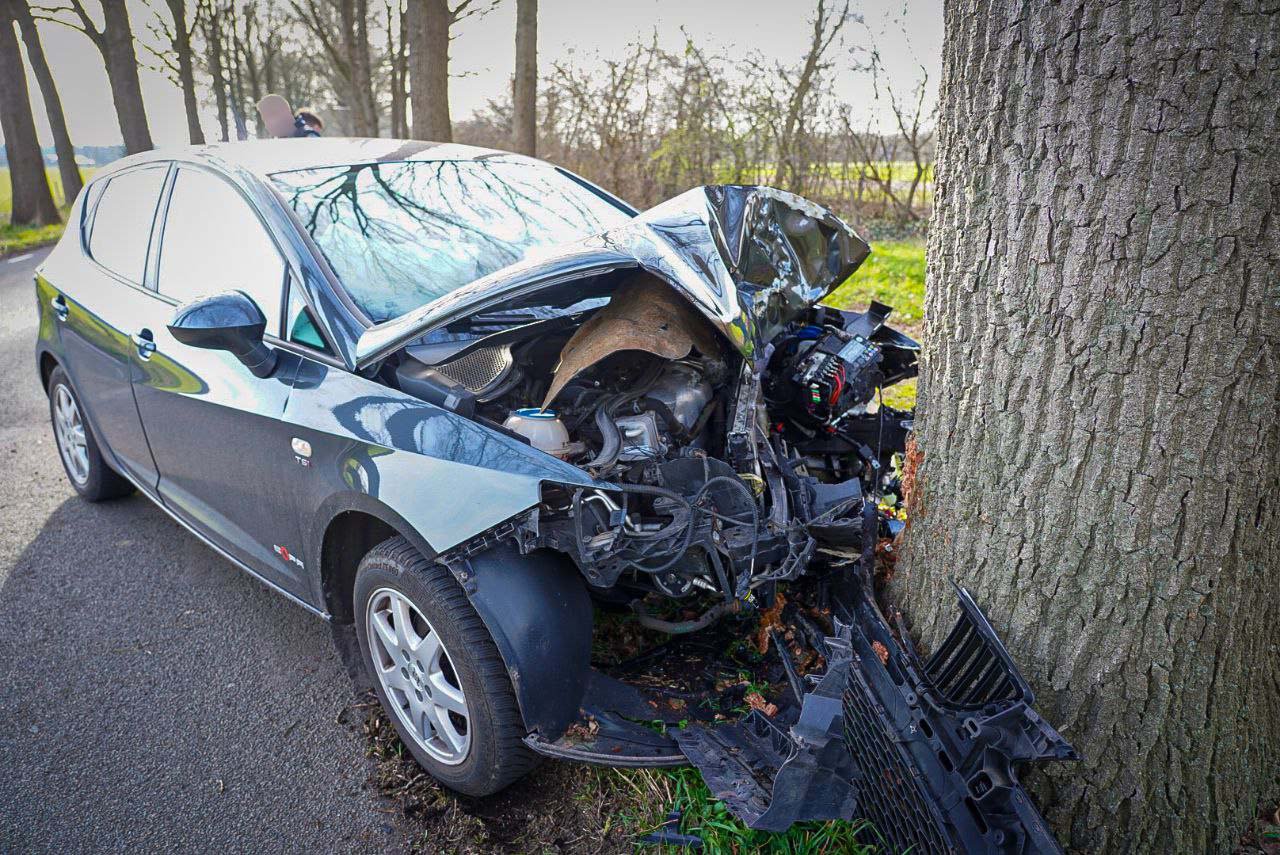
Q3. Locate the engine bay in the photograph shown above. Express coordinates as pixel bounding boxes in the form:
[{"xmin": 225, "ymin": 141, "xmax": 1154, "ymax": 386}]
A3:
[{"xmin": 379, "ymin": 270, "xmax": 918, "ymax": 623}]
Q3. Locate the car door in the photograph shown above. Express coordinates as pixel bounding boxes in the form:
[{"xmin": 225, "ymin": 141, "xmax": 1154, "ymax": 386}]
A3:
[
  {"xmin": 128, "ymin": 164, "xmax": 310, "ymax": 597},
  {"xmin": 53, "ymin": 164, "xmax": 169, "ymax": 488}
]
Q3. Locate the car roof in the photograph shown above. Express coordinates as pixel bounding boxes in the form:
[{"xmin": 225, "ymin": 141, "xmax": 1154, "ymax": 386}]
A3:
[{"xmin": 95, "ymin": 137, "xmax": 534, "ymax": 182}]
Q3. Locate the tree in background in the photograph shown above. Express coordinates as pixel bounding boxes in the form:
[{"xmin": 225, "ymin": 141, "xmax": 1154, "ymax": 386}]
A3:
[
  {"xmin": 291, "ymin": 0, "xmax": 379, "ymax": 135},
  {"xmin": 197, "ymin": 0, "xmax": 230, "ymax": 140},
  {"xmin": 406, "ymin": 0, "xmax": 491, "ymax": 142},
  {"xmin": 149, "ymin": 0, "xmax": 206, "ymax": 144},
  {"xmin": 511, "ymin": 0, "xmax": 535, "ymax": 155},
  {"xmin": 10, "ymin": 0, "xmax": 82, "ymax": 202},
  {"xmin": 39, "ymin": 0, "xmax": 154, "ymax": 153},
  {"xmin": 385, "ymin": 0, "xmax": 409, "ymax": 137},
  {"xmin": 891, "ymin": 0, "xmax": 1279, "ymax": 850},
  {"xmin": 0, "ymin": 1, "xmax": 61, "ymax": 226}
]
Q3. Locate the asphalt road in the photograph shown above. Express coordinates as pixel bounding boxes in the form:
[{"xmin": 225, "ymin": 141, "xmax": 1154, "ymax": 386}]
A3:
[{"xmin": 0, "ymin": 248, "xmax": 406, "ymax": 851}]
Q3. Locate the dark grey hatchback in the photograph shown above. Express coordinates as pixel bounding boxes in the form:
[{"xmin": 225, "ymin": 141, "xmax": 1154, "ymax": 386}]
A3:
[{"xmin": 36, "ymin": 138, "xmax": 1075, "ymax": 850}]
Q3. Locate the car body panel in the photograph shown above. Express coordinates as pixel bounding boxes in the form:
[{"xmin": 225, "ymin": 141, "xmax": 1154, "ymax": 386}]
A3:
[{"xmin": 284, "ymin": 357, "xmax": 600, "ymax": 565}]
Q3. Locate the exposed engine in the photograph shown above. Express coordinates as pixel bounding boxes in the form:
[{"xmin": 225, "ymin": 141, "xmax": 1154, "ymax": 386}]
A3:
[{"xmin": 383, "ymin": 270, "xmax": 919, "ymax": 628}]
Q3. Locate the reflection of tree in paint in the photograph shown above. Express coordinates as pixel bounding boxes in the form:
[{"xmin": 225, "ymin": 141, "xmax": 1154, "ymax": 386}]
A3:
[
  {"xmin": 38, "ymin": 278, "xmax": 208, "ymax": 395},
  {"xmin": 271, "ymin": 161, "xmax": 632, "ymax": 321}
]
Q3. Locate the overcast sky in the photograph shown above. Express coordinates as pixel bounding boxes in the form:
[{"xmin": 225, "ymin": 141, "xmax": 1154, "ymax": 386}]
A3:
[{"xmin": 14, "ymin": 0, "xmax": 942, "ymax": 149}]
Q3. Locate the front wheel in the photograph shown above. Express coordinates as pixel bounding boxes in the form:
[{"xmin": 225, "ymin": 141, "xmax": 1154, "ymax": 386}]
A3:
[
  {"xmin": 353, "ymin": 537, "xmax": 538, "ymax": 796},
  {"xmin": 47, "ymin": 367, "xmax": 134, "ymax": 502}
]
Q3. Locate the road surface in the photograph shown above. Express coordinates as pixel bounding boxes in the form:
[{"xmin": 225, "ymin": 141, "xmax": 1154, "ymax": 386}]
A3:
[{"xmin": 0, "ymin": 247, "xmax": 406, "ymax": 851}]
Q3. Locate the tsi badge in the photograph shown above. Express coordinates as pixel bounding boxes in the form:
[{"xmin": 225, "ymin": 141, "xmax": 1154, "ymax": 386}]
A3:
[
  {"xmin": 291, "ymin": 437, "xmax": 312, "ymax": 467},
  {"xmin": 273, "ymin": 544, "xmax": 304, "ymax": 569}
]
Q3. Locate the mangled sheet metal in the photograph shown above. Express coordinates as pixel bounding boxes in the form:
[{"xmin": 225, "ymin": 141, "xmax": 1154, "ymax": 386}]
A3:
[{"xmin": 541, "ymin": 275, "xmax": 723, "ymax": 408}]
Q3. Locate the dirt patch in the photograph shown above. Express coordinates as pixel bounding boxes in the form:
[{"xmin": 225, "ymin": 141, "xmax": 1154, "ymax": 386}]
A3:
[{"xmin": 341, "ymin": 696, "xmax": 658, "ymax": 853}]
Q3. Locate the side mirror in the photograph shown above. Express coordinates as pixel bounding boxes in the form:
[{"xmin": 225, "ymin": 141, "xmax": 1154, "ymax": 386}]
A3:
[{"xmin": 168, "ymin": 291, "xmax": 278, "ymax": 378}]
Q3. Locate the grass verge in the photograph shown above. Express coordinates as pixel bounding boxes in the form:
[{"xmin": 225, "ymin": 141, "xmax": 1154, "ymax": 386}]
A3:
[
  {"xmin": 1, "ymin": 166, "xmax": 84, "ymax": 257},
  {"xmin": 1, "ymin": 221, "xmax": 64, "ymax": 257}
]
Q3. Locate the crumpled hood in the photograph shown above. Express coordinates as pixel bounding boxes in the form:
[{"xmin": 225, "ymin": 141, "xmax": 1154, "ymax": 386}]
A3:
[{"xmin": 354, "ymin": 185, "xmax": 870, "ymax": 368}]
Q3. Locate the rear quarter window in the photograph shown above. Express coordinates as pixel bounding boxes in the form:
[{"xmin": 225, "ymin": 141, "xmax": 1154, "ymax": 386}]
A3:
[{"xmin": 85, "ymin": 166, "xmax": 168, "ymax": 284}]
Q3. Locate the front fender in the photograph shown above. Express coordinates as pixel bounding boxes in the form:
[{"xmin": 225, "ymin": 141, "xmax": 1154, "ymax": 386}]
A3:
[{"xmin": 457, "ymin": 545, "xmax": 592, "ymax": 739}]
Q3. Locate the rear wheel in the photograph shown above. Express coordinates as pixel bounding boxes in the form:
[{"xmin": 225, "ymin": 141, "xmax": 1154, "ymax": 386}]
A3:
[
  {"xmin": 354, "ymin": 536, "xmax": 538, "ymax": 796},
  {"xmin": 47, "ymin": 367, "xmax": 134, "ymax": 502}
]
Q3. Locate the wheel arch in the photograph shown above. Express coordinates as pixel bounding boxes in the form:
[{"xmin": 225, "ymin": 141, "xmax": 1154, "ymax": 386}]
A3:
[
  {"xmin": 38, "ymin": 349, "xmax": 59, "ymax": 393},
  {"xmin": 312, "ymin": 493, "xmax": 438, "ymax": 624}
]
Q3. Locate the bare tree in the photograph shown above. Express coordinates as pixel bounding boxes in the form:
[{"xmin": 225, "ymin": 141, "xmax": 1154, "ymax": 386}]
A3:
[
  {"xmin": 37, "ymin": 0, "xmax": 154, "ymax": 153},
  {"xmin": 511, "ymin": 0, "xmax": 535, "ymax": 155},
  {"xmin": 386, "ymin": 0, "xmax": 409, "ymax": 137},
  {"xmin": 893, "ymin": 0, "xmax": 1280, "ymax": 850},
  {"xmin": 0, "ymin": 2, "xmax": 60, "ymax": 225},
  {"xmin": 776, "ymin": 0, "xmax": 851, "ymax": 191},
  {"xmin": 197, "ymin": 0, "xmax": 230, "ymax": 141},
  {"xmin": 10, "ymin": 0, "xmax": 82, "ymax": 202},
  {"xmin": 290, "ymin": 0, "xmax": 379, "ymax": 135},
  {"xmin": 405, "ymin": 0, "xmax": 491, "ymax": 142},
  {"xmin": 148, "ymin": 0, "xmax": 206, "ymax": 143}
]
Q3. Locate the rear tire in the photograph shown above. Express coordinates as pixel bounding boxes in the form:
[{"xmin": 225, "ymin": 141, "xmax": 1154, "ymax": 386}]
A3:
[
  {"xmin": 354, "ymin": 536, "xmax": 538, "ymax": 796},
  {"xmin": 47, "ymin": 367, "xmax": 134, "ymax": 502}
]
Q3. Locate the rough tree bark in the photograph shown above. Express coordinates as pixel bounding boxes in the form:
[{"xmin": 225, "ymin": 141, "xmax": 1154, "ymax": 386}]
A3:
[
  {"xmin": 0, "ymin": 3, "xmax": 60, "ymax": 226},
  {"xmin": 406, "ymin": 0, "xmax": 452, "ymax": 141},
  {"xmin": 891, "ymin": 1, "xmax": 1280, "ymax": 852},
  {"xmin": 10, "ymin": 0, "xmax": 82, "ymax": 202},
  {"xmin": 512, "ymin": 0, "xmax": 536, "ymax": 155}
]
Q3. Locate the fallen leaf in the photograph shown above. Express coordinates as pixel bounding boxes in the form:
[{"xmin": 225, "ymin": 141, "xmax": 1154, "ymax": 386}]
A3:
[
  {"xmin": 744, "ymin": 691, "xmax": 778, "ymax": 718},
  {"xmin": 872, "ymin": 641, "xmax": 889, "ymax": 665}
]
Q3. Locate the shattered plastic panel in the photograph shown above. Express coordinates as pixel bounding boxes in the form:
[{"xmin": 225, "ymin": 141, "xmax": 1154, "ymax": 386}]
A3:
[{"xmin": 678, "ymin": 571, "xmax": 1077, "ymax": 852}]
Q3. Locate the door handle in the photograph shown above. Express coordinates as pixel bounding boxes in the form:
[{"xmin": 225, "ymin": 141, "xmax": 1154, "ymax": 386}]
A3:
[
  {"xmin": 51, "ymin": 294, "xmax": 68, "ymax": 321},
  {"xmin": 132, "ymin": 329, "xmax": 156, "ymax": 360}
]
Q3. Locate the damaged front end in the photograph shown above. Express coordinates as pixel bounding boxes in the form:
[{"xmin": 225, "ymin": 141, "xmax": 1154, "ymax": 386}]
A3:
[{"xmin": 363, "ymin": 185, "xmax": 1075, "ymax": 849}]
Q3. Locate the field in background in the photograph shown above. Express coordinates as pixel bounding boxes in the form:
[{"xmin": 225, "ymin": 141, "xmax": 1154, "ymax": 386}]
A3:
[{"xmin": 0, "ymin": 167, "xmax": 88, "ymax": 256}]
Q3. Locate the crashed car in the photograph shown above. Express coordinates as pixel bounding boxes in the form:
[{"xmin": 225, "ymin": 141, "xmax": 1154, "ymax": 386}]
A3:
[{"xmin": 35, "ymin": 139, "xmax": 1075, "ymax": 852}]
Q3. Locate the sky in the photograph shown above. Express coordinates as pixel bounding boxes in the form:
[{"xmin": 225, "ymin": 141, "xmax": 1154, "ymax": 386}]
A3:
[{"xmin": 14, "ymin": 0, "xmax": 942, "ymax": 149}]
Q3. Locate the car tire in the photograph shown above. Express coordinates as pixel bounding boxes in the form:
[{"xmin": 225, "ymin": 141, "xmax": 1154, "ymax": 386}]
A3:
[
  {"xmin": 47, "ymin": 367, "xmax": 135, "ymax": 502},
  {"xmin": 353, "ymin": 536, "xmax": 539, "ymax": 796}
]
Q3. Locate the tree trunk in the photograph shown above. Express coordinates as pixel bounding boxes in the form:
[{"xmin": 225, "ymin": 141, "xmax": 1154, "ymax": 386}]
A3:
[
  {"xmin": 99, "ymin": 0, "xmax": 153, "ymax": 153},
  {"xmin": 165, "ymin": 0, "xmax": 205, "ymax": 144},
  {"xmin": 406, "ymin": 0, "xmax": 451, "ymax": 141},
  {"xmin": 353, "ymin": 0, "xmax": 378, "ymax": 136},
  {"xmin": 202, "ymin": 2, "xmax": 230, "ymax": 142},
  {"xmin": 0, "ymin": 7, "xmax": 60, "ymax": 226},
  {"xmin": 891, "ymin": 1, "xmax": 1280, "ymax": 852},
  {"xmin": 11, "ymin": 0, "xmax": 82, "ymax": 203},
  {"xmin": 512, "ymin": 0, "xmax": 536, "ymax": 155}
]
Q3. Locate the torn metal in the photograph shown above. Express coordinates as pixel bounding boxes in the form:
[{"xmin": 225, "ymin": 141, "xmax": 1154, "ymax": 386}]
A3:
[{"xmin": 368, "ymin": 185, "xmax": 1075, "ymax": 849}]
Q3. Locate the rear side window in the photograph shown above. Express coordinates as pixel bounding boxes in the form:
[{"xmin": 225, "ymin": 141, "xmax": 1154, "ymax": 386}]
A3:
[
  {"xmin": 87, "ymin": 166, "xmax": 168, "ymax": 283},
  {"xmin": 157, "ymin": 167, "xmax": 286, "ymax": 321}
]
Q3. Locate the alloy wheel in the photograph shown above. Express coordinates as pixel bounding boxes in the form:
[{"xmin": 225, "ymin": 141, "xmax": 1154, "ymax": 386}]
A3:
[
  {"xmin": 366, "ymin": 587, "xmax": 472, "ymax": 765},
  {"xmin": 53, "ymin": 385, "xmax": 90, "ymax": 486}
]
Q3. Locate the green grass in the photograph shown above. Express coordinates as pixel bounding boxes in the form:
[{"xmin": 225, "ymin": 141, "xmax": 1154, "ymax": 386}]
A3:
[
  {"xmin": 828, "ymin": 239, "xmax": 926, "ymax": 324},
  {"xmin": 0, "ymin": 166, "xmax": 90, "ymax": 255},
  {"xmin": 590, "ymin": 765, "xmax": 876, "ymax": 852}
]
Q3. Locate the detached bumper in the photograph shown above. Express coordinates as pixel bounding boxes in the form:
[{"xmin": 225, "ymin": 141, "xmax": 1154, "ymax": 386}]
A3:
[{"xmin": 677, "ymin": 576, "xmax": 1077, "ymax": 852}]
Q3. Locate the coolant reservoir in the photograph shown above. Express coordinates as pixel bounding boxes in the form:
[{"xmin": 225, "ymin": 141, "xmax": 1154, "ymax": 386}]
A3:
[{"xmin": 503, "ymin": 408, "xmax": 573, "ymax": 458}]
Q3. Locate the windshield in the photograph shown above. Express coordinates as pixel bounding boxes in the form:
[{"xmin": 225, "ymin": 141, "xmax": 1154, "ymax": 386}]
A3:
[{"xmin": 271, "ymin": 160, "xmax": 633, "ymax": 321}]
